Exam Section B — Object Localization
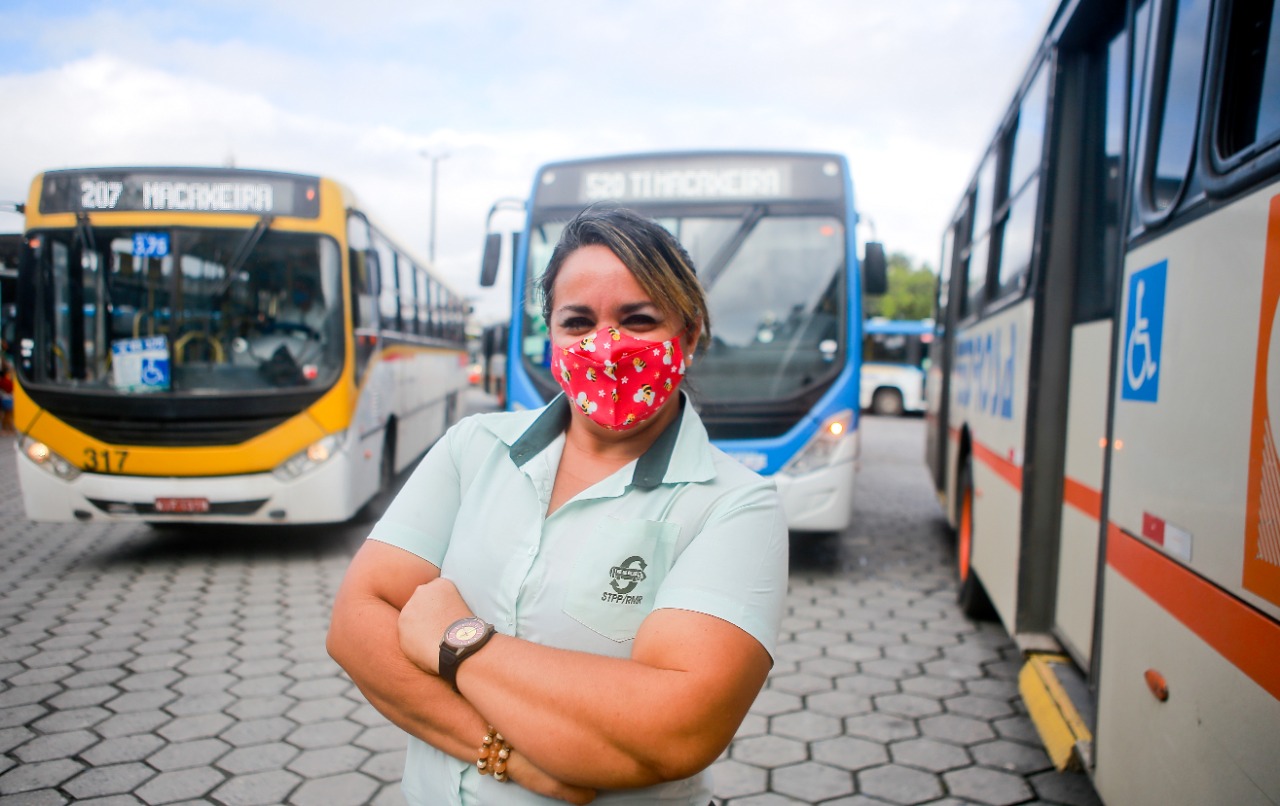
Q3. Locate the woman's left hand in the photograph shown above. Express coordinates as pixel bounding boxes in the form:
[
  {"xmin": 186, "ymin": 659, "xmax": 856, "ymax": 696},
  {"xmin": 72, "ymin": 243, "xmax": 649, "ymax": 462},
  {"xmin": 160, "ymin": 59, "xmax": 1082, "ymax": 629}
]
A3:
[{"xmin": 398, "ymin": 577, "xmax": 472, "ymax": 674}]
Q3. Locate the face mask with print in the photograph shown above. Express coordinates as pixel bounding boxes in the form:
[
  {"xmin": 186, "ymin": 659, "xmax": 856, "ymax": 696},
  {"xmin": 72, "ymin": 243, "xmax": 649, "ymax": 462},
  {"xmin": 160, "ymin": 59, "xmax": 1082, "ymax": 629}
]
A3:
[{"xmin": 554, "ymin": 326, "xmax": 686, "ymax": 430}]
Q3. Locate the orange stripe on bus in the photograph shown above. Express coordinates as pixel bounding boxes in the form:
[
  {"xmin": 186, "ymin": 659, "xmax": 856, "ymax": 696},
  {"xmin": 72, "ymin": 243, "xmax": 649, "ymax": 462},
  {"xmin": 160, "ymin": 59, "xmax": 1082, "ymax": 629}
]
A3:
[
  {"xmin": 1107, "ymin": 526, "xmax": 1280, "ymax": 701},
  {"xmin": 1063, "ymin": 476, "xmax": 1103, "ymax": 521},
  {"xmin": 971, "ymin": 438, "xmax": 1023, "ymax": 490}
]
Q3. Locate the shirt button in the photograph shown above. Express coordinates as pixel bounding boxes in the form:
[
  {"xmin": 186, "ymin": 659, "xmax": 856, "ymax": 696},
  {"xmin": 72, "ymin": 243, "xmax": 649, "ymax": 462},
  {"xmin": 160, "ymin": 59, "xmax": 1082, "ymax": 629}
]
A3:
[{"xmin": 527, "ymin": 546, "xmax": 537, "ymax": 556}]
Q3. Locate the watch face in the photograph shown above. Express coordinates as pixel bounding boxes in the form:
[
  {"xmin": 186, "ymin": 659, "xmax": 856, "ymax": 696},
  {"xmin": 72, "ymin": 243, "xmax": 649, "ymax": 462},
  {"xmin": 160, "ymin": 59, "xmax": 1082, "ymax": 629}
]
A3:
[{"xmin": 446, "ymin": 618, "xmax": 488, "ymax": 648}]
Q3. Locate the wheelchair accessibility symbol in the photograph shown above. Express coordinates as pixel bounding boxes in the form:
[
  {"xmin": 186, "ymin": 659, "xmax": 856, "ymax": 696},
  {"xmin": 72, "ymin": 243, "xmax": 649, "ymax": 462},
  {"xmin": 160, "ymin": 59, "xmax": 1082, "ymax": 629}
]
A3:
[{"xmin": 1122, "ymin": 260, "xmax": 1167, "ymax": 402}]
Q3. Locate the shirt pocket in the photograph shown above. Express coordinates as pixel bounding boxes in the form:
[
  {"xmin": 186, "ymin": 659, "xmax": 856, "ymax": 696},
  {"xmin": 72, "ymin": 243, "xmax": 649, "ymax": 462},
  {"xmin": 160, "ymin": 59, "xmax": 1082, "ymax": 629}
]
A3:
[{"xmin": 562, "ymin": 517, "xmax": 680, "ymax": 643}]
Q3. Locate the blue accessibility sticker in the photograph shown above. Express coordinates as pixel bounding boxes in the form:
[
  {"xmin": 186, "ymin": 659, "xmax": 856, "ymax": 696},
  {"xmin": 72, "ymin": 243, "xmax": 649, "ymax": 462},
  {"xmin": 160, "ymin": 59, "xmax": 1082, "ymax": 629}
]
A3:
[{"xmin": 1122, "ymin": 260, "xmax": 1166, "ymax": 402}]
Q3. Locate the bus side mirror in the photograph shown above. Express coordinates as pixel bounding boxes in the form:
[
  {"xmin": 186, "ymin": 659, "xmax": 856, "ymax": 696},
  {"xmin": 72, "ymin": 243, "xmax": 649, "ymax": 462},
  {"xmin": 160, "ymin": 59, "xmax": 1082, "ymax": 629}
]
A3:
[
  {"xmin": 863, "ymin": 242, "xmax": 887, "ymax": 296},
  {"xmin": 480, "ymin": 233, "xmax": 501, "ymax": 287}
]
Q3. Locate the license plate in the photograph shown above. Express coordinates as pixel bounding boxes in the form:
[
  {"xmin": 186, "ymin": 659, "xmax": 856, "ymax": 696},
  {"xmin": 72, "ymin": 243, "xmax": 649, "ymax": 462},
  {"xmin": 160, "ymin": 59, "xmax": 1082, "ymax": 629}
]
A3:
[{"xmin": 154, "ymin": 497, "xmax": 210, "ymax": 513}]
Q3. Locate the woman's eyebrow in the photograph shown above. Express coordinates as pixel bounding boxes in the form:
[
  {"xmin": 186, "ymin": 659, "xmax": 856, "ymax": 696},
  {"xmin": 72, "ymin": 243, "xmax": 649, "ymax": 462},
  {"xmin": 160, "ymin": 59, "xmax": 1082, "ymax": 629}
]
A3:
[{"xmin": 554, "ymin": 301, "xmax": 658, "ymax": 316}]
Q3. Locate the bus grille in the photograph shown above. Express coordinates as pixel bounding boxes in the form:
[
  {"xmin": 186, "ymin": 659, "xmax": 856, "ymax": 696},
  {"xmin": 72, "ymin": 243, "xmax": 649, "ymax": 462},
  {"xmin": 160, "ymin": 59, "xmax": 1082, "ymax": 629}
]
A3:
[{"xmin": 57, "ymin": 414, "xmax": 292, "ymax": 447}]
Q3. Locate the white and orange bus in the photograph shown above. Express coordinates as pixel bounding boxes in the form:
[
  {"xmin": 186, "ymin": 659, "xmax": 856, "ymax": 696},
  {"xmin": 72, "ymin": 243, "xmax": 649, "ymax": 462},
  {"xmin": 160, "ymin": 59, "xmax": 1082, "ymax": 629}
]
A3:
[
  {"xmin": 925, "ymin": 0, "xmax": 1280, "ymax": 802},
  {"xmin": 11, "ymin": 167, "xmax": 469, "ymax": 524}
]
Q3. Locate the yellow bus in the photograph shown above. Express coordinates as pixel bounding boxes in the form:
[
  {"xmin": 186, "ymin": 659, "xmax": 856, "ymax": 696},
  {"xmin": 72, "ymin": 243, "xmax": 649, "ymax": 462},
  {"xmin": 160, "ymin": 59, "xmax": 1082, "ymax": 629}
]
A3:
[
  {"xmin": 925, "ymin": 0, "xmax": 1280, "ymax": 802},
  {"xmin": 11, "ymin": 167, "xmax": 469, "ymax": 524}
]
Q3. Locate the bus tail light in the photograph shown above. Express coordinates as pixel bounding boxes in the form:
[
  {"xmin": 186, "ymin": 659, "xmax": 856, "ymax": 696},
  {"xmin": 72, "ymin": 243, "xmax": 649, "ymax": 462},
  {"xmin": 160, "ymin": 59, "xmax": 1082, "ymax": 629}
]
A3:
[
  {"xmin": 273, "ymin": 432, "xmax": 344, "ymax": 481},
  {"xmin": 20, "ymin": 438, "xmax": 81, "ymax": 480},
  {"xmin": 783, "ymin": 410, "xmax": 854, "ymax": 476}
]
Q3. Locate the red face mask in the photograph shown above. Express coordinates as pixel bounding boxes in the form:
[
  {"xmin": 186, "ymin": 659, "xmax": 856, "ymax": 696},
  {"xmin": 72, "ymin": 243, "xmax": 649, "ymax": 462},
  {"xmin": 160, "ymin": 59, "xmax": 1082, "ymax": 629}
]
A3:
[{"xmin": 554, "ymin": 326, "xmax": 686, "ymax": 430}]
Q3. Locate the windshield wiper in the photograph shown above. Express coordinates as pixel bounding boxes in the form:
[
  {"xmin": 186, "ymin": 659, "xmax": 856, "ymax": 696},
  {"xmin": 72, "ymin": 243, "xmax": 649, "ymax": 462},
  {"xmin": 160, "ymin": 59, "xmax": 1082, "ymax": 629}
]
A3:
[
  {"xmin": 699, "ymin": 205, "xmax": 764, "ymax": 289},
  {"xmin": 215, "ymin": 215, "xmax": 274, "ymax": 296},
  {"xmin": 75, "ymin": 212, "xmax": 98, "ymax": 254}
]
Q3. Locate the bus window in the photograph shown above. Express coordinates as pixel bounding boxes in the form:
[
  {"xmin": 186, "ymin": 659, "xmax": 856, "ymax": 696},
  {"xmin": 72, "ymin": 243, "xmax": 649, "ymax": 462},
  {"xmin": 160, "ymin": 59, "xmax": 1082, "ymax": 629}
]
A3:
[
  {"xmin": 1217, "ymin": 0, "xmax": 1280, "ymax": 161},
  {"xmin": 347, "ymin": 215, "xmax": 376, "ymax": 329},
  {"xmin": 993, "ymin": 64, "xmax": 1049, "ymax": 300},
  {"xmin": 398, "ymin": 257, "xmax": 417, "ymax": 334},
  {"xmin": 375, "ymin": 236, "xmax": 398, "ymax": 327},
  {"xmin": 1149, "ymin": 0, "xmax": 1212, "ymax": 211}
]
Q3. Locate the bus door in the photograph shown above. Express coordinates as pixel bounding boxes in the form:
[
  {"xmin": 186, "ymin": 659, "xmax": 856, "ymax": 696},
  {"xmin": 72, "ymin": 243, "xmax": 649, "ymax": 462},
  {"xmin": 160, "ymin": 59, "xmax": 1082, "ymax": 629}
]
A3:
[{"xmin": 1042, "ymin": 12, "xmax": 1131, "ymax": 673}]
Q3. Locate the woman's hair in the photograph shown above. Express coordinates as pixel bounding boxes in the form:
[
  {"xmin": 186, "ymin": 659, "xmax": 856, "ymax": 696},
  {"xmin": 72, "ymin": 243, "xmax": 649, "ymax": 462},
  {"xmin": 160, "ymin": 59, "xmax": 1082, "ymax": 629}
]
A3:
[{"xmin": 539, "ymin": 206, "xmax": 711, "ymax": 352}]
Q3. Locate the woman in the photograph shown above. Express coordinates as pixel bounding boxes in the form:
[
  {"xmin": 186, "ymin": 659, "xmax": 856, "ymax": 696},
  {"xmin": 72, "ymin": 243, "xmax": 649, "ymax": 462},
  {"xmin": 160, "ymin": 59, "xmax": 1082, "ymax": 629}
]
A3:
[{"xmin": 328, "ymin": 207, "xmax": 788, "ymax": 804}]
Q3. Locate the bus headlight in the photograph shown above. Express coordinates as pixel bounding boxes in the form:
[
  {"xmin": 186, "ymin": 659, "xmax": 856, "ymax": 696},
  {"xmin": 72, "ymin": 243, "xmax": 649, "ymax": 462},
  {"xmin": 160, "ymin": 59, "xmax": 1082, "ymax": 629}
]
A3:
[
  {"xmin": 782, "ymin": 410, "xmax": 854, "ymax": 476},
  {"xmin": 272, "ymin": 432, "xmax": 344, "ymax": 481},
  {"xmin": 20, "ymin": 438, "xmax": 82, "ymax": 480}
]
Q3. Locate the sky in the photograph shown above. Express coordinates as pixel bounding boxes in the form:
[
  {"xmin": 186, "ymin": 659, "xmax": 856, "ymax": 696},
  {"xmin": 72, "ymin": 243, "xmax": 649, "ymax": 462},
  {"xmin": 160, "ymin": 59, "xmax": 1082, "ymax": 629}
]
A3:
[{"xmin": 0, "ymin": 0, "xmax": 1057, "ymax": 321}]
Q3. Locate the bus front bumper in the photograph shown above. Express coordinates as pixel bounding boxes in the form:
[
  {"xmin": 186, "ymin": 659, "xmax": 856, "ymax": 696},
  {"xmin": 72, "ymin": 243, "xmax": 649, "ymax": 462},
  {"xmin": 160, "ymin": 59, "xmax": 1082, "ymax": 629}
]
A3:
[
  {"xmin": 15, "ymin": 445, "xmax": 368, "ymax": 525},
  {"xmin": 773, "ymin": 459, "xmax": 857, "ymax": 533}
]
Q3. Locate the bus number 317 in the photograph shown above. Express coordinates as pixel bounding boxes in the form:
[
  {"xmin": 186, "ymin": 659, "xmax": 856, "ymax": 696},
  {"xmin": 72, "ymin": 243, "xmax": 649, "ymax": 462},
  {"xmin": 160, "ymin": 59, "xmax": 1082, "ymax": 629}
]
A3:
[{"xmin": 83, "ymin": 448, "xmax": 128, "ymax": 473}]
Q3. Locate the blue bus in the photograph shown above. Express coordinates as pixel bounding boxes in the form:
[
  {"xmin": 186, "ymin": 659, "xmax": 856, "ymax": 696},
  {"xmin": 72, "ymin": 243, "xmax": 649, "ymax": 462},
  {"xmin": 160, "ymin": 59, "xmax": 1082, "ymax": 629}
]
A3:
[
  {"xmin": 861, "ymin": 318, "xmax": 932, "ymax": 416},
  {"xmin": 480, "ymin": 150, "xmax": 885, "ymax": 532}
]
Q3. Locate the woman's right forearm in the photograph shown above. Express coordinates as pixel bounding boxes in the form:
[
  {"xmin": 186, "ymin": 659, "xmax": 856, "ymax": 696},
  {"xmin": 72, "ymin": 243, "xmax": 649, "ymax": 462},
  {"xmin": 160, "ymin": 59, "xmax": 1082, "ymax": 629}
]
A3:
[{"xmin": 327, "ymin": 588, "xmax": 486, "ymax": 760}]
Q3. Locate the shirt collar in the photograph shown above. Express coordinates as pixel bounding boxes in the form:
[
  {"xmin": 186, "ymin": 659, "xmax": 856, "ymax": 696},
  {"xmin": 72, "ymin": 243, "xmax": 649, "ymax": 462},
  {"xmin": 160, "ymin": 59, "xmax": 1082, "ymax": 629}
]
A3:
[{"xmin": 491, "ymin": 393, "xmax": 715, "ymax": 488}]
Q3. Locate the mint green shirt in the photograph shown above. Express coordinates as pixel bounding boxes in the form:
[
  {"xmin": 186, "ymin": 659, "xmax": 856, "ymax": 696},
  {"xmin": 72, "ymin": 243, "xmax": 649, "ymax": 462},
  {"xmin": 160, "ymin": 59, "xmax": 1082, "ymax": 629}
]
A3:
[{"xmin": 369, "ymin": 394, "xmax": 788, "ymax": 805}]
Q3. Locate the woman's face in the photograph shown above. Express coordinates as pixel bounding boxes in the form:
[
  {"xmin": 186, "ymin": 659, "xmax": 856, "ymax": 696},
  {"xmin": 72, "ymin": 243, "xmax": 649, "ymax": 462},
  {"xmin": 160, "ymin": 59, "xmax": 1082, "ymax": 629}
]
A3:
[{"xmin": 549, "ymin": 244, "xmax": 684, "ymax": 348}]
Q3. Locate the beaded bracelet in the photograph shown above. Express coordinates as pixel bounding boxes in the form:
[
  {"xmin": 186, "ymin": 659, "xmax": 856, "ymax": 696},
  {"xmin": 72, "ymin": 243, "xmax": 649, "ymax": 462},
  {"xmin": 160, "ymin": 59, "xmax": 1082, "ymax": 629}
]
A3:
[{"xmin": 477, "ymin": 725, "xmax": 511, "ymax": 783}]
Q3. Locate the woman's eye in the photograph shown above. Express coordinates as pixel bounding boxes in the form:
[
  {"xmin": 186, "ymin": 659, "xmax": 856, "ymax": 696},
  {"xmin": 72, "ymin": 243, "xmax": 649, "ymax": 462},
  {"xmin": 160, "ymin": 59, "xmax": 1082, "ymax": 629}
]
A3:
[
  {"xmin": 623, "ymin": 315, "xmax": 658, "ymax": 327},
  {"xmin": 560, "ymin": 317, "xmax": 593, "ymax": 330}
]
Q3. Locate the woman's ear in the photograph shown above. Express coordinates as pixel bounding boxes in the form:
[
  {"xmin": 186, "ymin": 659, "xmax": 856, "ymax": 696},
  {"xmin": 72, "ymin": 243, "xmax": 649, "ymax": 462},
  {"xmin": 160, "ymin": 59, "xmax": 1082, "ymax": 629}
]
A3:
[{"xmin": 683, "ymin": 320, "xmax": 704, "ymax": 363}]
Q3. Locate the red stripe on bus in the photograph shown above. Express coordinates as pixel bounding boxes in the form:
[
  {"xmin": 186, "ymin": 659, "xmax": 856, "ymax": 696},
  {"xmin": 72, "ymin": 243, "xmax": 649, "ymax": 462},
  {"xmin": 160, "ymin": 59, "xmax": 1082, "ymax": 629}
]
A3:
[
  {"xmin": 1107, "ymin": 525, "xmax": 1280, "ymax": 700},
  {"xmin": 1063, "ymin": 476, "xmax": 1103, "ymax": 521},
  {"xmin": 971, "ymin": 438, "xmax": 1023, "ymax": 490}
]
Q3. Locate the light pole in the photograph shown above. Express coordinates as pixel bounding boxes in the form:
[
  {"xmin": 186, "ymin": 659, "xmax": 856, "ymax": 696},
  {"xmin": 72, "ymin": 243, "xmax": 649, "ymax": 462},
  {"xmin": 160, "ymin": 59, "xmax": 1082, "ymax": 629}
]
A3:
[{"xmin": 420, "ymin": 150, "xmax": 449, "ymax": 264}]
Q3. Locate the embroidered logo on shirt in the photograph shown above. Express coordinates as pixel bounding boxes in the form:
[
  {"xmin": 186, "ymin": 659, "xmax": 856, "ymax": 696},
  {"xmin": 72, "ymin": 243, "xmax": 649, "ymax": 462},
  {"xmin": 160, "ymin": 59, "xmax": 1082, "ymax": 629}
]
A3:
[{"xmin": 603, "ymin": 555, "xmax": 647, "ymax": 604}]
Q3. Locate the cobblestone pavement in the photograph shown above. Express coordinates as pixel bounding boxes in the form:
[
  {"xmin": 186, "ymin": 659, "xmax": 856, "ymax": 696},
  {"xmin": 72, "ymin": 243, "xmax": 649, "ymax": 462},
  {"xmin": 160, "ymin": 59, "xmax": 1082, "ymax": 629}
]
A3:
[{"xmin": 0, "ymin": 406, "xmax": 1102, "ymax": 805}]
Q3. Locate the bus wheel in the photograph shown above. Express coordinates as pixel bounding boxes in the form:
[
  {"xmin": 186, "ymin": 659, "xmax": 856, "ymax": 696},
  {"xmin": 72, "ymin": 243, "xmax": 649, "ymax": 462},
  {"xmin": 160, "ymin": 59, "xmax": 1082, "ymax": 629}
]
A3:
[
  {"xmin": 871, "ymin": 388, "xmax": 904, "ymax": 416},
  {"xmin": 956, "ymin": 461, "xmax": 995, "ymax": 619}
]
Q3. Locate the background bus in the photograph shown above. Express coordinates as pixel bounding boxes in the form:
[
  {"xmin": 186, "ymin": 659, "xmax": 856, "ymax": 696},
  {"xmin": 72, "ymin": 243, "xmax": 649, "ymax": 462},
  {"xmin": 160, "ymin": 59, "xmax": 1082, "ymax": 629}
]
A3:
[
  {"xmin": 480, "ymin": 150, "xmax": 886, "ymax": 532},
  {"xmin": 860, "ymin": 317, "xmax": 931, "ymax": 416},
  {"xmin": 13, "ymin": 167, "xmax": 469, "ymax": 524},
  {"xmin": 925, "ymin": 0, "xmax": 1280, "ymax": 802}
]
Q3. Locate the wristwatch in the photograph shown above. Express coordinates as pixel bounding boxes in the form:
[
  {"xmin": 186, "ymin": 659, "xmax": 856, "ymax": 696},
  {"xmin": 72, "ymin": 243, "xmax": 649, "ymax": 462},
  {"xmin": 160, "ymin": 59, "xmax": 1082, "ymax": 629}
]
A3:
[{"xmin": 439, "ymin": 616, "xmax": 496, "ymax": 690}]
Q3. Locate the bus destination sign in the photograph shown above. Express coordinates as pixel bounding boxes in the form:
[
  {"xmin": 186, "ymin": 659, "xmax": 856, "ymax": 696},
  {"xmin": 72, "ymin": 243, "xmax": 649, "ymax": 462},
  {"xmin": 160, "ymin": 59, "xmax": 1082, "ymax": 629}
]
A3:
[
  {"xmin": 38, "ymin": 170, "xmax": 322, "ymax": 218},
  {"xmin": 534, "ymin": 154, "xmax": 846, "ymax": 208}
]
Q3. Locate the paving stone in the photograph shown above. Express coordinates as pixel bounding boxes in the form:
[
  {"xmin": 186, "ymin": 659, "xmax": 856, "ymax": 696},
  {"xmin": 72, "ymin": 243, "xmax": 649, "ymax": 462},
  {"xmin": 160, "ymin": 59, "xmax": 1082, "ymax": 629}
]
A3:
[
  {"xmin": 0, "ymin": 705, "xmax": 48, "ymax": 729},
  {"xmin": 771, "ymin": 709, "xmax": 842, "ymax": 741},
  {"xmin": 81, "ymin": 733, "xmax": 167, "ymax": 766},
  {"xmin": 844, "ymin": 713, "xmax": 919, "ymax": 743},
  {"xmin": 825, "ymin": 643, "xmax": 883, "ymax": 663},
  {"xmin": 289, "ymin": 772, "xmax": 380, "ymax": 806},
  {"xmin": 874, "ymin": 693, "xmax": 944, "ymax": 719},
  {"xmin": 216, "ymin": 742, "xmax": 301, "ymax": 775},
  {"xmin": 970, "ymin": 739, "xmax": 1054, "ymax": 775},
  {"xmin": 354, "ymin": 724, "xmax": 410, "ymax": 753},
  {"xmin": 724, "ymin": 793, "xmax": 808, "ymax": 805},
  {"xmin": 146, "ymin": 738, "xmax": 231, "ymax": 771},
  {"xmin": 360, "ymin": 749, "xmax": 408, "ymax": 784},
  {"xmin": 919, "ymin": 713, "xmax": 997, "ymax": 745},
  {"xmin": 748, "ymin": 689, "xmax": 802, "ymax": 717},
  {"xmin": 94, "ymin": 710, "xmax": 171, "ymax": 738},
  {"xmin": 889, "ymin": 738, "xmax": 971, "ymax": 772},
  {"xmin": 12, "ymin": 729, "xmax": 99, "ymax": 763},
  {"xmin": 209, "ymin": 769, "xmax": 301, "ymax": 806},
  {"xmin": 768, "ymin": 672, "xmax": 833, "ymax": 696},
  {"xmin": 286, "ymin": 696, "xmax": 357, "ymax": 725},
  {"xmin": 134, "ymin": 766, "xmax": 225, "ymax": 805},
  {"xmin": 287, "ymin": 745, "xmax": 371, "ymax": 777},
  {"xmin": 107, "ymin": 690, "xmax": 178, "ymax": 714},
  {"xmin": 285, "ymin": 719, "xmax": 362, "ymax": 750},
  {"xmin": 861, "ymin": 658, "xmax": 924, "ymax": 678},
  {"xmin": 772, "ymin": 760, "xmax": 855, "ymax": 802},
  {"xmin": 944, "ymin": 765, "xmax": 1034, "ymax": 805},
  {"xmin": 992, "ymin": 715, "xmax": 1042, "ymax": 745},
  {"xmin": 709, "ymin": 758, "xmax": 768, "ymax": 799},
  {"xmin": 811, "ymin": 735, "xmax": 891, "ymax": 771},
  {"xmin": 225, "ymin": 694, "xmax": 295, "ymax": 720},
  {"xmin": 62, "ymin": 762, "xmax": 155, "ymax": 800},
  {"xmin": 857, "ymin": 763, "xmax": 945, "ymax": 805},
  {"xmin": 1029, "ymin": 769, "xmax": 1105, "ymax": 806},
  {"xmin": 117, "ymin": 671, "xmax": 181, "ymax": 693},
  {"xmin": 0, "ymin": 788, "xmax": 70, "ymax": 805},
  {"xmin": 157, "ymin": 713, "xmax": 233, "ymax": 743},
  {"xmin": 731, "ymin": 735, "xmax": 808, "ymax": 768},
  {"xmin": 807, "ymin": 689, "xmax": 874, "ymax": 718},
  {"xmin": 0, "ymin": 758, "xmax": 85, "ymax": 794}
]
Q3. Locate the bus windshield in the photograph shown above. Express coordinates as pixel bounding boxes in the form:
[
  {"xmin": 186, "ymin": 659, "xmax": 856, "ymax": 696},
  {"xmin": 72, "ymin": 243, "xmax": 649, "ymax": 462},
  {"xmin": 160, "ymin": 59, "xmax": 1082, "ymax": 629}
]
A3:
[
  {"xmin": 522, "ymin": 210, "xmax": 846, "ymax": 402},
  {"xmin": 23, "ymin": 227, "xmax": 344, "ymax": 394}
]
